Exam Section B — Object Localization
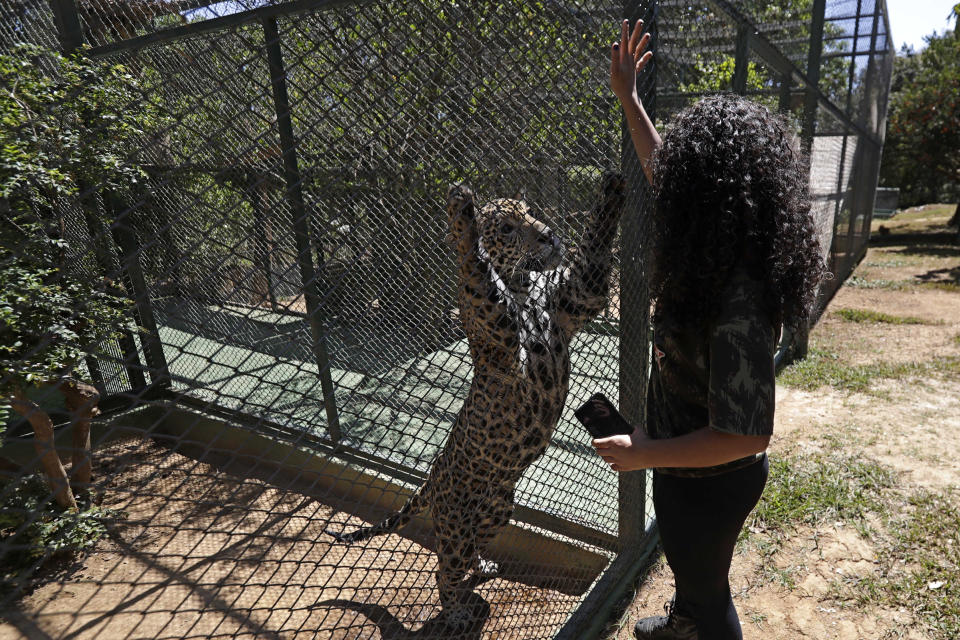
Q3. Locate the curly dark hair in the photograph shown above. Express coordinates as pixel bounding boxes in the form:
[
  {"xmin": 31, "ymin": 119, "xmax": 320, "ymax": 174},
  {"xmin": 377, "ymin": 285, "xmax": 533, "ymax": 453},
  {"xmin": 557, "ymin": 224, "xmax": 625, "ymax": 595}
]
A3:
[{"xmin": 650, "ymin": 93, "xmax": 826, "ymax": 327}]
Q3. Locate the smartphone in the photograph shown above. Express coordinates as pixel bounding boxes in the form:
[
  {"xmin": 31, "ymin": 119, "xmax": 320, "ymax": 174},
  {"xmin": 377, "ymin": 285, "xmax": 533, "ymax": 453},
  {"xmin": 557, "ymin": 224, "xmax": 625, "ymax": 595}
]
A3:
[{"xmin": 574, "ymin": 393, "xmax": 635, "ymax": 439}]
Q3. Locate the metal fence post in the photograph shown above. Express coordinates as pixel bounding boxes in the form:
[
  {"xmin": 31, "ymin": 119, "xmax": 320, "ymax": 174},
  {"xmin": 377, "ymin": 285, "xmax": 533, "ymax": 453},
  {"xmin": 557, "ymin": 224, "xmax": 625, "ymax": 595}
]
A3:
[
  {"xmin": 108, "ymin": 194, "xmax": 171, "ymax": 390},
  {"xmin": 76, "ymin": 186, "xmax": 149, "ymax": 391},
  {"xmin": 800, "ymin": 0, "xmax": 827, "ymax": 159},
  {"xmin": 47, "ymin": 0, "xmax": 84, "ymax": 53},
  {"xmin": 261, "ymin": 16, "xmax": 342, "ymax": 443},
  {"xmin": 833, "ymin": 0, "xmax": 865, "ymax": 266},
  {"xmin": 849, "ymin": 0, "xmax": 884, "ymax": 254},
  {"xmin": 617, "ymin": 0, "xmax": 655, "ymax": 552},
  {"xmin": 557, "ymin": 4, "xmax": 658, "ymax": 637},
  {"xmin": 778, "ymin": 71, "xmax": 792, "ymax": 114},
  {"xmin": 794, "ymin": 0, "xmax": 827, "ymax": 359},
  {"xmin": 732, "ymin": 24, "xmax": 751, "ymax": 96},
  {"xmin": 832, "ymin": 133, "xmax": 850, "ymax": 253}
]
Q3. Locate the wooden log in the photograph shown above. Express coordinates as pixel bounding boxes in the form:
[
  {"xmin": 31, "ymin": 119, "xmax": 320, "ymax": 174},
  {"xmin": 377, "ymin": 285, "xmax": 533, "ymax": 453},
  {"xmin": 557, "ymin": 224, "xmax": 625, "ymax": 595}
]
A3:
[
  {"xmin": 60, "ymin": 379, "xmax": 100, "ymax": 496},
  {"xmin": 10, "ymin": 388, "xmax": 77, "ymax": 511}
]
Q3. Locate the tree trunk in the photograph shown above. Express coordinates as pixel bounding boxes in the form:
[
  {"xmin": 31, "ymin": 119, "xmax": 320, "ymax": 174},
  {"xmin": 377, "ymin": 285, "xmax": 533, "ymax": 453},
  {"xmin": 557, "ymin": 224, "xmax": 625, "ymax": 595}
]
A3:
[
  {"xmin": 249, "ymin": 183, "xmax": 278, "ymax": 310},
  {"xmin": 948, "ymin": 203, "xmax": 960, "ymax": 244},
  {"xmin": 59, "ymin": 379, "xmax": 100, "ymax": 497},
  {"xmin": 10, "ymin": 388, "xmax": 77, "ymax": 511}
]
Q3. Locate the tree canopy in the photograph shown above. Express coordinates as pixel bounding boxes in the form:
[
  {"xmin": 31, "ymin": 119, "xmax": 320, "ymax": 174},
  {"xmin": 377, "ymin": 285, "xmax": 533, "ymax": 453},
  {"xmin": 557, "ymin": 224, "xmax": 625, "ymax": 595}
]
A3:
[{"xmin": 879, "ymin": 21, "xmax": 960, "ymax": 208}]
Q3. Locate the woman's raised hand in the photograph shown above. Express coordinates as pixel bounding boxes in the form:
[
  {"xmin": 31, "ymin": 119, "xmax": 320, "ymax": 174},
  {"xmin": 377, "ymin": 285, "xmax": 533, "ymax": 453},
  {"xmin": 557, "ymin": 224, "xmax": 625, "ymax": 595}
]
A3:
[{"xmin": 610, "ymin": 19, "xmax": 653, "ymax": 103}]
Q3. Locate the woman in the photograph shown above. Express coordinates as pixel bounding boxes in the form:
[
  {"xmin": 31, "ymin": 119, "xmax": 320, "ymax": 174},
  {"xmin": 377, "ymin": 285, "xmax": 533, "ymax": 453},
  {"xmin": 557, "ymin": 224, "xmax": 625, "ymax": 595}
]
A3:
[{"xmin": 593, "ymin": 20, "xmax": 826, "ymax": 640}]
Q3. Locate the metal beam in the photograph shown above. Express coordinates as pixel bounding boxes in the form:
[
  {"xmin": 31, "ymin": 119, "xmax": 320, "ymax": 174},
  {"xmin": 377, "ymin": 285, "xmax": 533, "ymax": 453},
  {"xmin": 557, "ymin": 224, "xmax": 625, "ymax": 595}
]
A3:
[
  {"xmin": 261, "ymin": 16, "xmax": 341, "ymax": 443},
  {"xmin": 794, "ymin": 0, "xmax": 827, "ymax": 360},
  {"xmin": 86, "ymin": 0, "xmax": 374, "ymax": 58},
  {"xmin": 732, "ymin": 23, "xmax": 751, "ymax": 95},
  {"xmin": 659, "ymin": 87, "xmax": 803, "ymax": 98},
  {"xmin": 769, "ymin": 30, "xmax": 890, "ymax": 55},
  {"xmin": 821, "ymin": 48, "xmax": 892, "ymax": 61},
  {"xmin": 779, "ymin": 71, "xmax": 793, "ymax": 113},
  {"xmin": 801, "ymin": 0, "xmax": 827, "ymax": 158}
]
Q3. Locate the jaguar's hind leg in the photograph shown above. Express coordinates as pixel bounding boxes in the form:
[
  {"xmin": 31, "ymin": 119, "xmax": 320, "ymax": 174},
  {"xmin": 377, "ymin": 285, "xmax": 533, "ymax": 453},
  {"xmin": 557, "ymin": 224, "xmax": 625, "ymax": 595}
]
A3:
[
  {"xmin": 472, "ymin": 554, "xmax": 500, "ymax": 578},
  {"xmin": 436, "ymin": 537, "xmax": 482, "ymax": 630},
  {"xmin": 469, "ymin": 492, "xmax": 514, "ymax": 580}
]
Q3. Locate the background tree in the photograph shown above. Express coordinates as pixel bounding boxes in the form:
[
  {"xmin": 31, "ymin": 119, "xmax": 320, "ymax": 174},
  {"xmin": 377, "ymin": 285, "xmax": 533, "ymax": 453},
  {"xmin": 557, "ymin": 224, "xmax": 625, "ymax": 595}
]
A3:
[
  {"xmin": 0, "ymin": 45, "xmax": 152, "ymax": 508},
  {"xmin": 879, "ymin": 12, "xmax": 960, "ymax": 227}
]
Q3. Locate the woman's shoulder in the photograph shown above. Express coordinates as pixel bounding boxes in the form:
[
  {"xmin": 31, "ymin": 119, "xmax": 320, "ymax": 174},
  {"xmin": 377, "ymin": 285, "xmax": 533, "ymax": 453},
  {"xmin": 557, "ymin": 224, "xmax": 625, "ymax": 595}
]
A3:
[{"xmin": 653, "ymin": 267, "xmax": 774, "ymax": 334}]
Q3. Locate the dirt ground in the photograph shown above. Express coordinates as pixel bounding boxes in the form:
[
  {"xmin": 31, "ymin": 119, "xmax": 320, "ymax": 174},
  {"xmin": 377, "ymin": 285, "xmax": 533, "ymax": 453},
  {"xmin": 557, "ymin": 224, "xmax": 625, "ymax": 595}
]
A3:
[
  {"xmin": 0, "ymin": 435, "xmax": 585, "ymax": 640},
  {"xmin": 608, "ymin": 204, "xmax": 960, "ymax": 640}
]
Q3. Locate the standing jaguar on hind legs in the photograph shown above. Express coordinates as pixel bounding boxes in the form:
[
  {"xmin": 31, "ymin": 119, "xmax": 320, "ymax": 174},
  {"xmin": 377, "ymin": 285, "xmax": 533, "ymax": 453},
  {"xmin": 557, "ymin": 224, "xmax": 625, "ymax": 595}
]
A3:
[{"xmin": 326, "ymin": 171, "xmax": 627, "ymax": 627}]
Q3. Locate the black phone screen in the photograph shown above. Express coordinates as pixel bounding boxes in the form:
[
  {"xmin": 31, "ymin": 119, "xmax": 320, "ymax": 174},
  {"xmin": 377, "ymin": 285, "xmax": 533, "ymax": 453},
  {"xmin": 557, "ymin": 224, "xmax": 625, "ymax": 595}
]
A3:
[{"xmin": 573, "ymin": 393, "xmax": 635, "ymax": 439}]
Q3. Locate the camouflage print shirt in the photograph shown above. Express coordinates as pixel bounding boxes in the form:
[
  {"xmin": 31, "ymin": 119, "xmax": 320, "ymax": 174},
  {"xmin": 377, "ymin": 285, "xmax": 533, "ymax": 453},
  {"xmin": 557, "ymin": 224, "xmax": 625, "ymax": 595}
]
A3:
[{"xmin": 646, "ymin": 268, "xmax": 779, "ymax": 477}]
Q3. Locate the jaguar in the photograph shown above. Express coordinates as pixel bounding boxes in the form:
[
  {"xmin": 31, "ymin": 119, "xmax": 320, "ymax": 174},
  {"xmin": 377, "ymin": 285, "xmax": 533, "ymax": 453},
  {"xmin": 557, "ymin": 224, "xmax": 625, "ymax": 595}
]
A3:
[{"xmin": 327, "ymin": 171, "xmax": 627, "ymax": 626}]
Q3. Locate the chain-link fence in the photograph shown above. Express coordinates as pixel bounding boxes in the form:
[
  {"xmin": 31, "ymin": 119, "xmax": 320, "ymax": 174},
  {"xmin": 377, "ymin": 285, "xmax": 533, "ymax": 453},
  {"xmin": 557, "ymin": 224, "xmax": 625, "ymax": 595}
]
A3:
[{"xmin": 0, "ymin": 1, "xmax": 892, "ymax": 638}]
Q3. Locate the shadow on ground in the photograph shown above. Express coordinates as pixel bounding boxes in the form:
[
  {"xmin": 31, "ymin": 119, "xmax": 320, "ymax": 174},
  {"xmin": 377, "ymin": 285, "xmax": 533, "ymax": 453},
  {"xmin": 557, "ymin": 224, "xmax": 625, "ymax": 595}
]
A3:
[{"xmin": 314, "ymin": 592, "xmax": 490, "ymax": 640}]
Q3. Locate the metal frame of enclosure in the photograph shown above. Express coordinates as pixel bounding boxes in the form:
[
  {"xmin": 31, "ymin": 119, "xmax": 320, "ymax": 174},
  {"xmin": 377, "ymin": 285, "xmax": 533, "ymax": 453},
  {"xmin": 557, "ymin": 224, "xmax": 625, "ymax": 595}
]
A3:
[{"xmin": 0, "ymin": 1, "xmax": 893, "ymax": 638}]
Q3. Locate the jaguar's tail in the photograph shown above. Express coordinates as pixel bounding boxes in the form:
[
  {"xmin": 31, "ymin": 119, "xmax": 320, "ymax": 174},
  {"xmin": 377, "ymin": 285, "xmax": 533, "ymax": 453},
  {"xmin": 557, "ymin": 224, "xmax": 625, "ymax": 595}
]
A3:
[{"xmin": 324, "ymin": 492, "xmax": 426, "ymax": 544}]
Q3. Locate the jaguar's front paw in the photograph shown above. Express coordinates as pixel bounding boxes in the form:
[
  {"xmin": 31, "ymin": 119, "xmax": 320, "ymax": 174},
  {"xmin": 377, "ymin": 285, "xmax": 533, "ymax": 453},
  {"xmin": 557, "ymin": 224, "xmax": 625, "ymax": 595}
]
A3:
[{"xmin": 447, "ymin": 183, "xmax": 475, "ymax": 214}]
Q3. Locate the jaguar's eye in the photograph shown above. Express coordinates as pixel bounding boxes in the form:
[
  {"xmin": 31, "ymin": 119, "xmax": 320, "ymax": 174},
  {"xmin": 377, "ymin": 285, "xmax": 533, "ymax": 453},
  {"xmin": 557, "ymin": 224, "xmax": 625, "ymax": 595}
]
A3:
[{"xmin": 500, "ymin": 222, "xmax": 515, "ymax": 234}]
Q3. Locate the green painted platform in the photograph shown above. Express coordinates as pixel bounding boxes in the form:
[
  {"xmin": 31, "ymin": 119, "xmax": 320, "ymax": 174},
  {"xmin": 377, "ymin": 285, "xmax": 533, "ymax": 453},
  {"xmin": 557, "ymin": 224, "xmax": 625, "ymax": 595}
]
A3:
[{"xmin": 155, "ymin": 300, "xmax": 654, "ymax": 537}]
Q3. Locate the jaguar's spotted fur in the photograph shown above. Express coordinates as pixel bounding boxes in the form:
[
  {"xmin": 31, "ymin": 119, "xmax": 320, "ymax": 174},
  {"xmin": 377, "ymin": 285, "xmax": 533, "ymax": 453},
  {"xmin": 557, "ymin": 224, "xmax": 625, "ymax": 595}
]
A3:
[{"xmin": 327, "ymin": 172, "xmax": 626, "ymax": 625}]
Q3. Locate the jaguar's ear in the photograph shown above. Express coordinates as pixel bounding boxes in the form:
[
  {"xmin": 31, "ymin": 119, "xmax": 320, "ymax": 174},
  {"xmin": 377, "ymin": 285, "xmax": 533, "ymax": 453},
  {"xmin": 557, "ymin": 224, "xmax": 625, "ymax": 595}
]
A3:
[{"xmin": 512, "ymin": 186, "xmax": 527, "ymax": 202}]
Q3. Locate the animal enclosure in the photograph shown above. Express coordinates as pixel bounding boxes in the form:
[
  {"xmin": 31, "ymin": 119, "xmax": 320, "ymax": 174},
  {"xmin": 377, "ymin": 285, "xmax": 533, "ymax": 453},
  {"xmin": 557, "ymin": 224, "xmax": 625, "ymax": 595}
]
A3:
[{"xmin": 0, "ymin": 0, "xmax": 893, "ymax": 638}]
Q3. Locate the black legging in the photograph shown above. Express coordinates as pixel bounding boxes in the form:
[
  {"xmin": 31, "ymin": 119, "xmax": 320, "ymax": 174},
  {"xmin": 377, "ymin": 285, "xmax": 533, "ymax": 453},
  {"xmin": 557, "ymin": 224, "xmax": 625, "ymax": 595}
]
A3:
[{"xmin": 653, "ymin": 455, "xmax": 769, "ymax": 640}]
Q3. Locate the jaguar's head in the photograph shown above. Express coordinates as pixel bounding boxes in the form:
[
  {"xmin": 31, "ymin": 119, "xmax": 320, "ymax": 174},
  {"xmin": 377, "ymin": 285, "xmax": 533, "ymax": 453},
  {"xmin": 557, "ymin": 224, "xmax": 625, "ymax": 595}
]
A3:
[{"xmin": 476, "ymin": 198, "xmax": 564, "ymax": 277}]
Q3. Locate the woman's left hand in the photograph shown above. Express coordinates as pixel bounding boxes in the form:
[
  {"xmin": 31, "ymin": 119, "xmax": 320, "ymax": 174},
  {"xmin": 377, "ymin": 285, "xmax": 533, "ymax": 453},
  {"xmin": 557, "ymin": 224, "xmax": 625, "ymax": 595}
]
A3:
[{"xmin": 592, "ymin": 428, "xmax": 654, "ymax": 472}]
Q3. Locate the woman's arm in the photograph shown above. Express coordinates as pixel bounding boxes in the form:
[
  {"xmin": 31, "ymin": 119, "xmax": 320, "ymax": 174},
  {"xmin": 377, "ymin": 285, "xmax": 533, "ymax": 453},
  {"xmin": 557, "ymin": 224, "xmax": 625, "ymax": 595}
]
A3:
[
  {"xmin": 611, "ymin": 19, "xmax": 661, "ymax": 185},
  {"xmin": 593, "ymin": 427, "xmax": 770, "ymax": 472}
]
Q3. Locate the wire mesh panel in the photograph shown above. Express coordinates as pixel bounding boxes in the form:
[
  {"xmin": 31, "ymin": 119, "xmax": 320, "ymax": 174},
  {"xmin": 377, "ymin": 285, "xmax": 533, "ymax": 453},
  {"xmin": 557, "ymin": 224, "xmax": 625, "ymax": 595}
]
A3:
[
  {"xmin": 656, "ymin": 0, "xmax": 894, "ymax": 321},
  {"xmin": 0, "ymin": 0, "xmax": 893, "ymax": 637},
  {"xmin": 0, "ymin": 0, "xmax": 60, "ymax": 51}
]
